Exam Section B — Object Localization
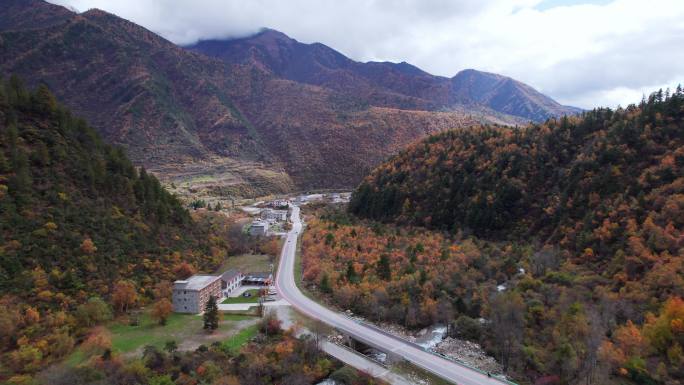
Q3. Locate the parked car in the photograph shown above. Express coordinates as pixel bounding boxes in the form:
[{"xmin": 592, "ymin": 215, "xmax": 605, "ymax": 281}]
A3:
[{"xmin": 243, "ymin": 292, "xmax": 252, "ymax": 297}]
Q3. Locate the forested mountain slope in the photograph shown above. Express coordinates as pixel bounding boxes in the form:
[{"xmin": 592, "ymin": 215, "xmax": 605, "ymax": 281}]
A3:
[
  {"xmin": 0, "ymin": 78, "xmax": 230, "ymax": 378},
  {"xmin": 351, "ymin": 88, "xmax": 684, "ymax": 248},
  {"xmin": 346, "ymin": 88, "xmax": 684, "ymax": 383}
]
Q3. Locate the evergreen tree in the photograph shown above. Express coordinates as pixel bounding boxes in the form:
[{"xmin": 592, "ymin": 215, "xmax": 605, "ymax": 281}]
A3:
[
  {"xmin": 163, "ymin": 340, "xmax": 177, "ymax": 354},
  {"xmin": 203, "ymin": 296, "xmax": 219, "ymax": 331},
  {"xmin": 0, "ymin": 152, "xmax": 8, "ymax": 173},
  {"xmin": 7, "ymin": 75, "xmax": 29, "ymax": 106},
  {"xmin": 33, "ymin": 83, "xmax": 57, "ymax": 113},
  {"xmin": 440, "ymin": 248, "xmax": 450, "ymax": 261},
  {"xmin": 345, "ymin": 261, "xmax": 358, "ymax": 284},
  {"xmin": 376, "ymin": 254, "xmax": 391, "ymax": 281},
  {"xmin": 320, "ymin": 273, "xmax": 331, "ymax": 293}
]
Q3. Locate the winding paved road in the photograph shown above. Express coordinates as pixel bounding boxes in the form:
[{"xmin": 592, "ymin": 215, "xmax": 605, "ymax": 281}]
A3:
[{"xmin": 275, "ymin": 205, "xmax": 509, "ymax": 385}]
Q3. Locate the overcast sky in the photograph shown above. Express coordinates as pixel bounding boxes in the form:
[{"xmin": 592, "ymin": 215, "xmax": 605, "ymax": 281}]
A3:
[{"xmin": 49, "ymin": 0, "xmax": 684, "ymax": 109}]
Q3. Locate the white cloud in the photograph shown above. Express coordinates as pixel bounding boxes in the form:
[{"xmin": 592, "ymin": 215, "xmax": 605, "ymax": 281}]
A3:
[{"xmin": 48, "ymin": 0, "xmax": 684, "ymax": 109}]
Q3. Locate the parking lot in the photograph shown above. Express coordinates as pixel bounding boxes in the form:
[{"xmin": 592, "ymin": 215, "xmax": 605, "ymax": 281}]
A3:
[{"xmin": 217, "ymin": 285, "xmax": 288, "ymax": 311}]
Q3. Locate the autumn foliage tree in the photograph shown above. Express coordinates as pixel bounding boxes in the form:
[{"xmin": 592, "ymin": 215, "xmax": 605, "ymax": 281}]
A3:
[
  {"xmin": 80, "ymin": 237, "xmax": 97, "ymax": 255},
  {"xmin": 75, "ymin": 297, "xmax": 112, "ymax": 327},
  {"xmin": 259, "ymin": 311, "xmax": 283, "ymax": 336},
  {"xmin": 112, "ymin": 280, "xmax": 137, "ymax": 314},
  {"xmin": 152, "ymin": 281, "xmax": 173, "ymax": 300},
  {"xmin": 82, "ymin": 326, "xmax": 112, "ymax": 357},
  {"xmin": 151, "ymin": 298, "xmax": 173, "ymax": 325},
  {"xmin": 173, "ymin": 262, "xmax": 196, "ymax": 280}
]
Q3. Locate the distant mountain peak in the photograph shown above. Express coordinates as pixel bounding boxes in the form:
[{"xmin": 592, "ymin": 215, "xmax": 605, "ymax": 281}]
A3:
[
  {"xmin": 197, "ymin": 28, "xmax": 296, "ymax": 50},
  {"xmin": 81, "ymin": 8, "xmax": 112, "ymax": 17},
  {"xmin": 449, "ymin": 68, "xmax": 581, "ymax": 120},
  {"xmin": 373, "ymin": 60, "xmax": 430, "ymax": 77},
  {"xmin": 254, "ymin": 27, "xmax": 292, "ymax": 40},
  {"xmin": 189, "ymin": 29, "xmax": 580, "ymax": 122},
  {"xmin": 454, "ymin": 68, "xmax": 505, "ymax": 81}
]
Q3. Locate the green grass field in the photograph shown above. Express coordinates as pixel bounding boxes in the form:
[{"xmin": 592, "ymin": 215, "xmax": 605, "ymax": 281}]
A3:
[
  {"xmin": 216, "ymin": 253, "xmax": 274, "ymax": 275},
  {"xmin": 221, "ymin": 289, "xmax": 262, "ymax": 304},
  {"xmin": 66, "ymin": 310, "xmax": 257, "ymax": 366},
  {"xmin": 109, "ymin": 312, "xmax": 199, "ymax": 353},
  {"xmin": 109, "ymin": 312, "xmax": 254, "ymax": 353}
]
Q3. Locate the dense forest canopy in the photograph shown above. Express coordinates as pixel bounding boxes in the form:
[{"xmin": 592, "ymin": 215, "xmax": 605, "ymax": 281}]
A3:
[
  {"xmin": 351, "ymin": 87, "xmax": 684, "ymax": 259},
  {"xmin": 336, "ymin": 88, "xmax": 684, "ymax": 384}
]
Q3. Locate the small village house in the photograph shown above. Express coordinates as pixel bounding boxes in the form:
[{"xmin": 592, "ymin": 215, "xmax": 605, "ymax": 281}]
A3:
[
  {"xmin": 260, "ymin": 208, "xmax": 288, "ymax": 222},
  {"xmin": 221, "ymin": 269, "xmax": 243, "ymax": 294},
  {"xmin": 269, "ymin": 199, "xmax": 290, "ymax": 208},
  {"xmin": 249, "ymin": 220, "xmax": 269, "ymax": 236}
]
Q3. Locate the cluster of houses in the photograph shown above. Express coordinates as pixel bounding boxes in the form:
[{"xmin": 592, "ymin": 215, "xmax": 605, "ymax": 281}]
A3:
[
  {"xmin": 330, "ymin": 192, "xmax": 351, "ymax": 204},
  {"xmin": 261, "ymin": 208, "xmax": 288, "ymax": 222},
  {"xmin": 248, "ymin": 199, "xmax": 291, "ymax": 236},
  {"xmin": 172, "ymin": 270, "xmax": 273, "ymax": 314},
  {"xmin": 269, "ymin": 199, "xmax": 289, "ymax": 208},
  {"xmin": 293, "ymin": 192, "xmax": 350, "ymax": 205}
]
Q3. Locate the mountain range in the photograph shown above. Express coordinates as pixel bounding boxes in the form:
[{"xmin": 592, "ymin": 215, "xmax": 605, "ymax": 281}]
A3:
[
  {"xmin": 189, "ymin": 28, "xmax": 580, "ymax": 122},
  {"xmin": 0, "ymin": 0, "xmax": 580, "ymax": 196}
]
